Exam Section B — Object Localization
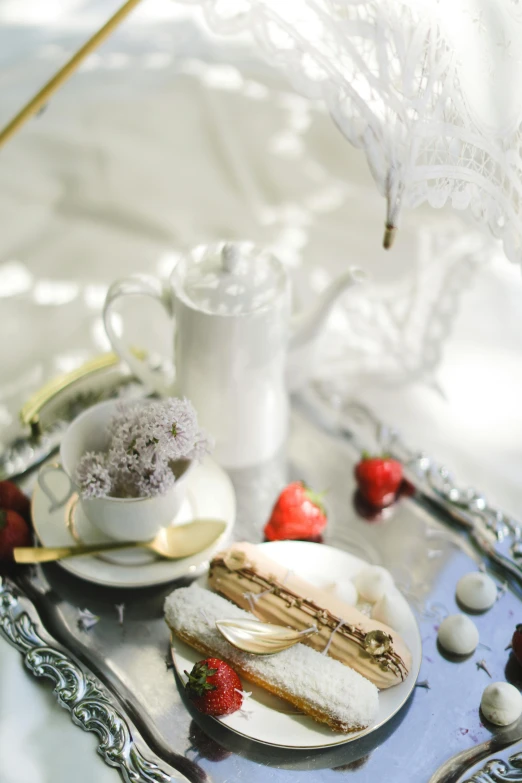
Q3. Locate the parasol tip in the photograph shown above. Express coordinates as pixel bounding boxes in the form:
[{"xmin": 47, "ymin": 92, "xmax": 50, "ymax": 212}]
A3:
[{"xmin": 383, "ymin": 224, "xmax": 397, "ymax": 249}]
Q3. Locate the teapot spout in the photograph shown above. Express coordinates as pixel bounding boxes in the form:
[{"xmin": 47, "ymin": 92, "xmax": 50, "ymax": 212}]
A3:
[{"xmin": 290, "ymin": 267, "xmax": 365, "ymax": 350}]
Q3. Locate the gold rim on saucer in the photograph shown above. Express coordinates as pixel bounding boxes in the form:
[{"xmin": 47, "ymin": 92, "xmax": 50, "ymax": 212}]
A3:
[
  {"xmin": 65, "ymin": 495, "xmax": 82, "ymax": 544},
  {"xmin": 32, "ymin": 492, "xmax": 156, "ymax": 567},
  {"xmin": 66, "ymin": 496, "xmax": 160, "ymax": 566},
  {"xmin": 35, "ymin": 487, "xmax": 201, "ymax": 567}
]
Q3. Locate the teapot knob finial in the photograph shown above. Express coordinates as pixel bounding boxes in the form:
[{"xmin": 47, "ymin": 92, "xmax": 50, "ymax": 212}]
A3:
[{"xmin": 221, "ymin": 243, "xmax": 241, "ymax": 274}]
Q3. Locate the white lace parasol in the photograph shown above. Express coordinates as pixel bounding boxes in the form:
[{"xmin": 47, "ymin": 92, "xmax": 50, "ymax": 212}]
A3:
[{"xmin": 179, "ymin": 0, "xmax": 522, "ymax": 265}]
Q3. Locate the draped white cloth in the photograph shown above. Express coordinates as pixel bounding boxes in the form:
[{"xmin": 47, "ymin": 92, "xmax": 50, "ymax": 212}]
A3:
[{"xmin": 1, "ymin": 3, "xmax": 522, "ymax": 781}]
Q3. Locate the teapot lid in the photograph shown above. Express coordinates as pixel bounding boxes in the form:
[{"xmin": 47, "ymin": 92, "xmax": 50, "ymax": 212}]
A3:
[{"xmin": 177, "ymin": 242, "xmax": 289, "ymax": 316}]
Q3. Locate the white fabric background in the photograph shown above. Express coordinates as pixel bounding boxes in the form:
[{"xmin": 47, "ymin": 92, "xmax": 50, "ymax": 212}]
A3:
[{"xmin": 1, "ymin": 2, "xmax": 522, "ymax": 781}]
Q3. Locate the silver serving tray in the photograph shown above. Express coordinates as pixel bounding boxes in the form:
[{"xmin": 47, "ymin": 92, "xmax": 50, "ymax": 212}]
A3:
[{"xmin": 3, "ymin": 400, "xmax": 522, "ymax": 783}]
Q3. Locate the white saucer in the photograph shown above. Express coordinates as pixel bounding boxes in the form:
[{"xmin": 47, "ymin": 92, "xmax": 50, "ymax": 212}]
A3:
[
  {"xmin": 171, "ymin": 540, "xmax": 422, "ymax": 749},
  {"xmin": 31, "ymin": 457, "xmax": 236, "ymax": 588}
]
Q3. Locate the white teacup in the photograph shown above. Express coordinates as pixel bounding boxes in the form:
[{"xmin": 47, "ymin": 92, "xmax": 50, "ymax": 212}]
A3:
[{"xmin": 38, "ymin": 400, "xmax": 194, "ymax": 542}]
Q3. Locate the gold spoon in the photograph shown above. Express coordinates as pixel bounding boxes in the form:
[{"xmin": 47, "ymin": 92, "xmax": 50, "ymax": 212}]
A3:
[
  {"xmin": 215, "ymin": 618, "xmax": 318, "ymax": 655},
  {"xmin": 14, "ymin": 519, "xmax": 227, "ymax": 564}
]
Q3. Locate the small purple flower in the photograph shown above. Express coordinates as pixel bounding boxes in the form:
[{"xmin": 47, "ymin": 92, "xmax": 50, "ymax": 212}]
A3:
[
  {"xmin": 187, "ymin": 429, "xmax": 214, "ymax": 462},
  {"xmin": 76, "ymin": 397, "xmax": 212, "ymax": 499},
  {"xmin": 107, "ymin": 402, "xmax": 141, "ymax": 451},
  {"xmin": 77, "ymin": 608, "xmax": 100, "ymax": 631},
  {"xmin": 76, "ymin": 452, "xmax": 111, "ymax": 498},
  {"xmin": 134, "ymin": 462, "xmax": 176, "ymax": 498},
  {"xmin": 145, "ymin": 398, "xmax": 200, "ymax": 461}
]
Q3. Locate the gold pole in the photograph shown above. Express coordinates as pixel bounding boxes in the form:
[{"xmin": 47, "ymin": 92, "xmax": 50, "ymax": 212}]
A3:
[{"xmin": 0, "ymin": 0, "xmax": 144, "ymax": 150}]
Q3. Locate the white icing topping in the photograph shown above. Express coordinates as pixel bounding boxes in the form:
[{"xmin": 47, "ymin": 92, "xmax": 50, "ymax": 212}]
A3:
[
  {"xmin": 437, "ymin": 614, "xmax": 479, "ymax": 655},
  {"xmin": 481, "ymin": 682, "xmax": 522, "ymax": 726},
  {"xmin": 354, "ymin": 566, "xmax": 394, "ymax": 603},
  {"xmin": 456, "ymin": 572, "xmax": 497, "ymax": 612},
  {"xmin": 371, "ymin": 592, "xmax": 411, "ymax": 633},
  {"xmin": 165, "ymin": 585, "xmax": 378, "ymax": 731}
]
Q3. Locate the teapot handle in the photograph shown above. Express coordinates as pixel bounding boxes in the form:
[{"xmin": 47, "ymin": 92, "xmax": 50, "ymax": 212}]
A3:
[{"xmin": 102, "ymin": 275, "xmax": 173, "ymax": 395}]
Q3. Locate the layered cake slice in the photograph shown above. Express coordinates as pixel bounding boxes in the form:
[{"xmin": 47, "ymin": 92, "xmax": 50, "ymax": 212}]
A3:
[{"xmin": 208, "ymin": 542, "xmax": 412, "ymax": 689}]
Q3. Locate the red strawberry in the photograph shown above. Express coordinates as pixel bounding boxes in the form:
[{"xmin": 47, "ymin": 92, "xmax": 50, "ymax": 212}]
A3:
[
  {"xmin": 511, "ymin": 625, "xmax": 522, "ymax": 667},
  {"xmin": 354, "ymin": 453, "xmax": 403, "ymax": 508},
  {"xmin": 184, "ymin": 658, "xmax": 243, "ymax": 717},
  {"xmin": 0, "ymin": 509, "xmax": 32, "ymax": 561},
  {"xmin": 264, "ymin": 481, "xmax": 327, "ymax": 542},
  {"xmin": 0, "ymin": 481, "xmax": 30, "ymax": 521}
]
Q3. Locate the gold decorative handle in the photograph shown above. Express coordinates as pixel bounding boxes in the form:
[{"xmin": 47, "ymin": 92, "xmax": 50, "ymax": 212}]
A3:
[
  {"xmin": 14, "ymin": 540, "xmax": 143, "ymax": 564},
  {"xmin": 19, "ymin": 348, "xmax": 146, "ymax": 436}
]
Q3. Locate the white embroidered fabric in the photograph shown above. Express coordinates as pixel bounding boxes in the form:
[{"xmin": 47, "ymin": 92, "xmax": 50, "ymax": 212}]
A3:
[
  {"xmin": 309, "ymin": 224, "xmax": 491, "ymax": 391},
  {"xmin": 180, "ymin": 0, "xmax": 522, "ymax": 265},
  {"xmin": 0, "ymin": 19, "xmax": 489, "ymax": 436}
]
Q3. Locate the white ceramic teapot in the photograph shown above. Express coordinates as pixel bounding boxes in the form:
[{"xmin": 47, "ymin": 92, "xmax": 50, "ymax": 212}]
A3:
[{"xmin": 103, "ymin": 242, "xmax": 363, "ymax": 468}]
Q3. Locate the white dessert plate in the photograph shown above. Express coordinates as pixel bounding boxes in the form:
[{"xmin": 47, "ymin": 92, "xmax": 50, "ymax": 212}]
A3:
[
  {"xmin": 171, "ymin": 540, "xmax": 422, "ymax": 749},
  {"xmin": 31, "ymin": 457, "xmax": 235, "ymax": 588}
]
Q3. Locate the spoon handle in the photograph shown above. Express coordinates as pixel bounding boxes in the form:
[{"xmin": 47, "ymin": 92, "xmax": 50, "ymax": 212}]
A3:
[{"xmin": 14, "ymin": 540, "xmax": 142, "ymax": 563}]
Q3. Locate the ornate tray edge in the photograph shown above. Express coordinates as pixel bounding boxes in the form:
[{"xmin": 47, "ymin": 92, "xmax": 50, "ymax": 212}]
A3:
[
  {"xmin": 0, "ymin": 577, "xmax": 182, "ymax": 783},
  {"xmin": 462, "ymin": 751, "xmax": 522, "ymax": 782},
  {"xmin": 297, "ymin": 388, "xmax": 522, "ymax": 585}
]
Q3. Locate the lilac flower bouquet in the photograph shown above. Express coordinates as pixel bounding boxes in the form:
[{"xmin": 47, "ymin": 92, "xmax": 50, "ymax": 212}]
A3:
[{"xmin": 75, "ymin": 398, "xmax": 213, "ymax": 500}]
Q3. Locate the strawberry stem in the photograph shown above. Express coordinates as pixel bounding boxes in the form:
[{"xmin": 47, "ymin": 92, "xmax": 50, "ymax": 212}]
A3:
[
  {"xmin": 303, "ymin": 485, "xmax": 328, "ymax": 514},
  {"xmin": 185, "ymin": 662, "xmax": 217, "ymax": 697}
]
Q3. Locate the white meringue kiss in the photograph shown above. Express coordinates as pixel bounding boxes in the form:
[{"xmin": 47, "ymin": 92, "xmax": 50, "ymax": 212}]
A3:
[
  {"xmin": 334, "ymin": 579, "xmax": 358, "ymax": 606},
  {"xmin": 371, "ymin": 592, "xmax": 411, "ymax": 633},
  {"xmin": 310, "ymin": 578, "xmax": 358, "ymax": 606},
  {"xmin": 437, "ymin": 614, "xmax": 479, "ymax": 656},
  {"xmin": 481, "ymin": 682, "xmax": 522, "ymax": 726},
  {"xmin": 456, "ymin": 572, "xmax": 497, "ymax": 612},
  {"xmin": 354, "ymin": 566, "xmax": 394, "ymax": 603}
]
